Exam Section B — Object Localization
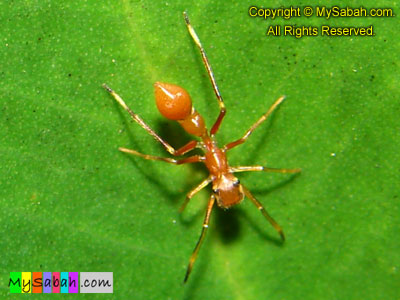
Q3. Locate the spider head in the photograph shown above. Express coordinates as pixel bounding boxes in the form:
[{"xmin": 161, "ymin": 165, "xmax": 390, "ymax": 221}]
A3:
[{"xmin": 212, "ymin": 174, "xmax": 244, "ymax": 209}]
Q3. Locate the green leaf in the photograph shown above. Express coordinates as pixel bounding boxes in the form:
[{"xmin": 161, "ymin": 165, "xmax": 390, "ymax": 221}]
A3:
[{"xmin": 1, "ymin": 1, "xmax": 399, "ymax": 299}]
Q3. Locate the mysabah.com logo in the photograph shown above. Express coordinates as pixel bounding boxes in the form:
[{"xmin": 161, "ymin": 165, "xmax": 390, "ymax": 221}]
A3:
[{"xmin": 8, "ymin": 272, "xmax": 113, "ymax": 294}]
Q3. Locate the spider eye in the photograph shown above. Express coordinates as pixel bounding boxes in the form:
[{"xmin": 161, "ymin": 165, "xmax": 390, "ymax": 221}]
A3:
[
  {"xmin": 212, "ymin": 188, "xmax": 219, "ymax": 194},
  {"xmin": 233, "ymin": 179, "xmax": 240, "ymax": 186}
]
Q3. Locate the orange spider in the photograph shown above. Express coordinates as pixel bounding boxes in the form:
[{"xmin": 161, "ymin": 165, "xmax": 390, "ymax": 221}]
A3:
[{"xmin": 103, "ymin": 12, "xmax": 300, "ymax": 283}]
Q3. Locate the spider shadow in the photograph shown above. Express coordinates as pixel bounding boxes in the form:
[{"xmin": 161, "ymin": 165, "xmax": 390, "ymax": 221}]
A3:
[
  {"xmin": 180, "ymin": 173, "xmax": 300, "ymax": 252},
  {"xmin": 112, "ymin": 97, "xmax": 208, "ymax": 207},
  {"xmin": 111, "ymin": 100, "xmax": 181, "ymax": 204},
  {"xmin": 156, "ymin": 119, "xmax": 210, "ymax": 201},
  {"xmin": 241, "ymin": 174, "xmax": 301, "ymax": 245},
  {"xmin": 213, "ymin": 207, "xmax": 241, "ymax": 244}
]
